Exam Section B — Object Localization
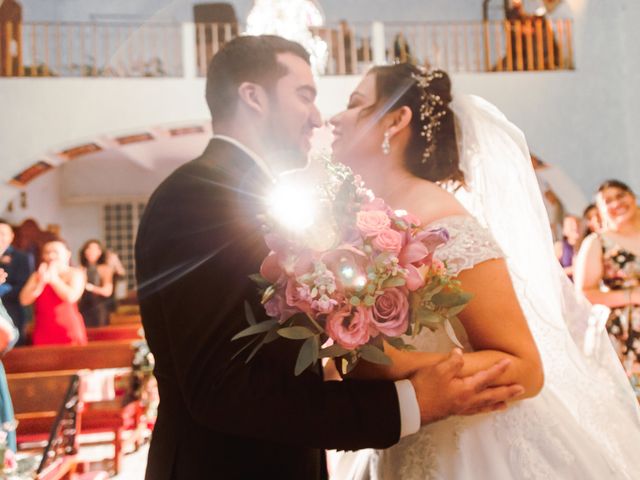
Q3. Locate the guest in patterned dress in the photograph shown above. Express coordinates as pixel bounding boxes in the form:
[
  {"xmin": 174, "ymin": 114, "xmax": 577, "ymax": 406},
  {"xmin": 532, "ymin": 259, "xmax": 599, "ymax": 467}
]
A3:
[{"xmin": 575, "ymin": 180, "xmax": 640, "ymax": 367}]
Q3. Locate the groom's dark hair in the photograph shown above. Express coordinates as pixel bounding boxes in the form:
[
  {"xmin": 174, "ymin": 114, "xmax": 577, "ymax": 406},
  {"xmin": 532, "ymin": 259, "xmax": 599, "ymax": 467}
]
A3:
[{"xmin": 206, "ymin": 35, "xmax": 310, "ymax": 123}]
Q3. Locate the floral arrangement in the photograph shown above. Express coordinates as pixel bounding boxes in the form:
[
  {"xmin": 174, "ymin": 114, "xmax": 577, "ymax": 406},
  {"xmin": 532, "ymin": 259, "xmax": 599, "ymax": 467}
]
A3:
[{"xmin": 234, "ymin": 160, "xmax": 471, "ymax": 375}]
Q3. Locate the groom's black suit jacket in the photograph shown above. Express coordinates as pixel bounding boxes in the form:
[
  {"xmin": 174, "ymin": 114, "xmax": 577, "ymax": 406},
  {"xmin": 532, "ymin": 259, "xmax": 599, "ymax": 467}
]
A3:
[{"xmin": 136, "ymin": 139, "xmax": 401, "ymax": 479}]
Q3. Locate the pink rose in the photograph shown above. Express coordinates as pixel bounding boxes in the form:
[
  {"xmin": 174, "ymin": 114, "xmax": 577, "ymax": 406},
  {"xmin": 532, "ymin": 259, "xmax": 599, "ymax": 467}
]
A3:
[
  {"xmin": 371, "ymin": 229, "xmax": 404, "ymax": 254},
  {"xmin": 325, "ymin": 306, "xmax": 372, "ymax": 350},
  {"xmin": 371, "ymin": 288, "xmax": 409, "ymax": 337},
  {"xmin": 356, "ymin": 210, "xmax": 391, "ymax": 237},
  {"xmin": 361, "ymin": 197, "xmax": 388, "ymax": 212}
]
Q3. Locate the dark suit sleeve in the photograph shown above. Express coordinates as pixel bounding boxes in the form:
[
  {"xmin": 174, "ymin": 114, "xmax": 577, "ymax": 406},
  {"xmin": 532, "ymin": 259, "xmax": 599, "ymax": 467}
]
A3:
[
  {"xmin": 138, "ymin": 168, "xmax": 402, "ymax": 451},
  {"xmin": 2, "ymin": 252, "xmax": 32, "ymax": 304}
]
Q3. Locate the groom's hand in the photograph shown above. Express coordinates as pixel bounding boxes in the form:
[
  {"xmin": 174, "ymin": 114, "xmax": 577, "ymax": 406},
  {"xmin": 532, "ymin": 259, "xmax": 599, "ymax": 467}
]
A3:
[{"xmin": 409, "ymin": 349, "xmax": 524, "ymax": 425}]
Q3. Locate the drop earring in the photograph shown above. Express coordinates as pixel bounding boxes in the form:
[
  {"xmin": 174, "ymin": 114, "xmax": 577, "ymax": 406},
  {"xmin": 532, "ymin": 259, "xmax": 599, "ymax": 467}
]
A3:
[{"xmin": 381, "ymin": 130, "xmax": 391, "ymax": 155}]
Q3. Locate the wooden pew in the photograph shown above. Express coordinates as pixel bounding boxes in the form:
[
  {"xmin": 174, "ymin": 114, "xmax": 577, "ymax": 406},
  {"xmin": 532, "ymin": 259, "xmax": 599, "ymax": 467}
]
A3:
[
  {"xmin": 109, "ymin": 313, "xmax": 142, "ymax": 326},
  {"xmin": 86, "ymin": 324, "xmax": 144, "ymax": 342},
  {"xmin": 5, "ymin": 341, "xmax": 144, "ymax": 474},
  {"xmin": 9, "ymin": 370, "xmax": 82, "ymax": 446},
  {"xmin": 3, "ymin": 340, "xmax": 136, "ymax": 374}
]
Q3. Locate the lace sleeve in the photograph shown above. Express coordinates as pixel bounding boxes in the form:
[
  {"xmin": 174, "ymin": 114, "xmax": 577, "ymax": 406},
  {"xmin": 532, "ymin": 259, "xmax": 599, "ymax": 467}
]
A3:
[{"xmin": 430, "ymin": 215, "xmax": 504, "ymax": 276}]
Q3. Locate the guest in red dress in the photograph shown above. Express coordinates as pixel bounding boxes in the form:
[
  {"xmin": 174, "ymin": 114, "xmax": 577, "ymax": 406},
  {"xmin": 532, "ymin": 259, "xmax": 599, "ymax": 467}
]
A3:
[{"xmin": 19, "ymin": 239, "xmax": 87, "ymax": 345}]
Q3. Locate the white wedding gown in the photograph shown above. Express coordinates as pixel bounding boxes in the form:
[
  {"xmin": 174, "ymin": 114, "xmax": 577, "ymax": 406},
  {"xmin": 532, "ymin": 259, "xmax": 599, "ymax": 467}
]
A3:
[{"xmin": 330, "ymin": 215, "xmax": 640, "ymax": 480}]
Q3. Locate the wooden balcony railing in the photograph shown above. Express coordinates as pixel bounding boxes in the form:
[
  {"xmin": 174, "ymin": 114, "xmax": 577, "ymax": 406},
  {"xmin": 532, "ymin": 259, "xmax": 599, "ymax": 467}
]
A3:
[
  {"xmin": 0, "ymin": 21, "xmax": 182, "ymax": 77},
  {"xmin": 0, "ymin": 19, "xmax": 574, "ymax": 78},
  {"xmin": 377, "ymin": 18, "xmax": 573, "ymax": 73}
]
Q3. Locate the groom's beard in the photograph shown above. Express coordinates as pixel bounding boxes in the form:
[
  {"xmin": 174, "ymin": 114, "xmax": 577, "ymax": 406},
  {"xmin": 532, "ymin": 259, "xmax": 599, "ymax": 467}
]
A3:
[{"xmin": 263, "ymin": 127, "xmax": 309, "ymax": 173}]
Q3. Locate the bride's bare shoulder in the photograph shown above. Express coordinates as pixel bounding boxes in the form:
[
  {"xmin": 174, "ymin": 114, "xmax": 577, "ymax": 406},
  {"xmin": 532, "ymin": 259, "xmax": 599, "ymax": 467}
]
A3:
[{"xmin": 407, "ymin": 182, "xmax": 470, "ymax": 225}]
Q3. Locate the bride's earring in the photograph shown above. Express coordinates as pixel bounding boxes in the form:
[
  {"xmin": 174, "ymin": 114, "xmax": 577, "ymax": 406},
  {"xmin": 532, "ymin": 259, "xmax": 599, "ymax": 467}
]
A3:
[{"xmin": 381, "ymin": 130, "xmax": 391, "ymax": 155}]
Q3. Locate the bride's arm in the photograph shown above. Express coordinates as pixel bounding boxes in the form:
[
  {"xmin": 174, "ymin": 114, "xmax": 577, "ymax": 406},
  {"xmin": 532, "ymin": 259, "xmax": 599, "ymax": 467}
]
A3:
[{"xmin": 348, "ymin": 258, "xmax": 544, "ymax": 399}]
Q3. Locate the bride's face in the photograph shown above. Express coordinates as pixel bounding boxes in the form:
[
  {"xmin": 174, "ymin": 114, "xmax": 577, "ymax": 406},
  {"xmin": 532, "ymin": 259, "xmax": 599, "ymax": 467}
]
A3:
[{"xmin": 330, "ymin": 74, "xmax": 387, "ymax": 167}]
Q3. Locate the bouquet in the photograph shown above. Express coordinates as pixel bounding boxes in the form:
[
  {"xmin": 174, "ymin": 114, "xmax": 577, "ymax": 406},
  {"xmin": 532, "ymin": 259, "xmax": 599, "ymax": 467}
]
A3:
[{"xmin": 234, "ymin": 160, "xmax": 471, "ymax": 375}]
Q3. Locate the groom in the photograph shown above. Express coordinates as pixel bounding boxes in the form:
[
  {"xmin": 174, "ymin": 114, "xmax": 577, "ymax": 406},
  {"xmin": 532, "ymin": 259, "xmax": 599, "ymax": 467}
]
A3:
[{"xmin": 136, "ymin": 35, "xmax": 523, "ymax": 479}]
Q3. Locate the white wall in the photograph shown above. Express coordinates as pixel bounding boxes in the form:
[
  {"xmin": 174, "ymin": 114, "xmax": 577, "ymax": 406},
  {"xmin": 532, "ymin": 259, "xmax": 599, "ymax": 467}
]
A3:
[{"xmin": 2, "ymin": 168, "xmax": 103, "ymax": 259}]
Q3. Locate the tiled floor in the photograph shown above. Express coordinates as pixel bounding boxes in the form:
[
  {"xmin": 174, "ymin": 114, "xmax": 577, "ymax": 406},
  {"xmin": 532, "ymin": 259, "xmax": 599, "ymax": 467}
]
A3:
[{"xmin": 113, "ymin": 443, "xmax": 149, "ymax": 479}]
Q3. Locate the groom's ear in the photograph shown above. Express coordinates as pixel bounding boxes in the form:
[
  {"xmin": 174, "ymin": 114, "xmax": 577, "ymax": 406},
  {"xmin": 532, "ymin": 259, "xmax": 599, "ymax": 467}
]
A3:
[
  {"xmin": 237, "ymin": 82, "xmax": 269, "ymax": 116},
  {"xmin": 388, "ymin": 106, "xmax": 413, "ymax": 137}
]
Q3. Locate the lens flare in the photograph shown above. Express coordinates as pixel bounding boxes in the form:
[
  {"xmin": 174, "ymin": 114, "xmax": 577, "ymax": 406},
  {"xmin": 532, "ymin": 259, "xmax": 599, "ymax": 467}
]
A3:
[{"xmin": 267, "ymin": 183, "xmax": 316, "ymax": 232}]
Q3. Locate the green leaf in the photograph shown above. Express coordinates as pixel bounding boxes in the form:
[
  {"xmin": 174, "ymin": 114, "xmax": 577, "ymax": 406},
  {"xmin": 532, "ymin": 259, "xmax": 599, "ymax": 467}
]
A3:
[
  {"xmin": 295, "ymin": 336, "xmax": 320, "ymax": 376},
  {"xmin": 359, "ymin": 344, "xmax": 392, "ymax": 365},
  {"xmin": 385, "ymin": 336, "xmax": 411, "ymax": 351},
  {"xmin": 245, "ymin": 336, "xmax": 267, "ymax": 363},
  {"xmin": 278, "ymin": 326, "xmax": 315, "ymax": 340},
  {"xmin": 432, "ymin": 290, "xmax": 473, "ymax": 308},
  {"xmin": 231, "ymin": 335, "xmax": 261, "ymax": 361},
  {"xmin": 319, "ymin": 344, "xmax": 350, "ymax": 358},
  {"xmin": 231, "ymin": 319, "xmax": 279, "ymax": 341},
  {"xmin": 446, "ymin": 304, "xmax": 468, "ymax": 317},
  {"xmin": 244, "ymin": 301, "xmax": 256, "ymax": 326},
  {"xmin": 263, "ymin": 328, "xmax": 281, "ymax": 344},
  {"xmin": 366, "ymin": 283, "xmax": 376, "ymax": 295},
  {"xmin": 363, "ymin": 295, "xmax": 375, "ymax": 307},
  {"xmin": 382, "ymin": 276, "xmax": 406, "ymax": 288},
  {"xmin": 415, "ymin": 309, "xmax": 444, "ymax": 328},
  {"xmin": 248, "ymin": 273, "xmax": 271, "ymax": 288},
  {"xmin": 350, "ymin": 296, "xmax": 361, "ymax": 307}
]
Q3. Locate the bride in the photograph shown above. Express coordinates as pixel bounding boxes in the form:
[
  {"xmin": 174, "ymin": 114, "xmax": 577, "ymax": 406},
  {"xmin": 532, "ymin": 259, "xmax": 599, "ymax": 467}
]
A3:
[{"xmin": 327, "ymin": 63, "xmax": 640, "ymax": 479}]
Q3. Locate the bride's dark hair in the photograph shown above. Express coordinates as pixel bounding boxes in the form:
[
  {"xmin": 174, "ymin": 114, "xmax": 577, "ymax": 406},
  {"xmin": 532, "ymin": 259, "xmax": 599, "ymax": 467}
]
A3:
[{"xmin": 366, "ymin": 63, "xmax": 463, "ymax": 184}]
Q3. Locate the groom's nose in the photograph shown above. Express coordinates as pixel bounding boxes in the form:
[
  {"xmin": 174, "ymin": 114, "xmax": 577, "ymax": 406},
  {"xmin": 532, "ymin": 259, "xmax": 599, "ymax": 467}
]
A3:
[{"xmin": 309, "ymin": 105, "xmax": 322, "ymax": 129}]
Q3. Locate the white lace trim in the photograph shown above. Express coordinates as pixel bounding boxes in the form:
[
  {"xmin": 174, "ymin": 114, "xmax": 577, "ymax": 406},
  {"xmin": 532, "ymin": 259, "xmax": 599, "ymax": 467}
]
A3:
[{"xmin": 430, "ymin": 215, "xmax": 504, "ymax": 276}]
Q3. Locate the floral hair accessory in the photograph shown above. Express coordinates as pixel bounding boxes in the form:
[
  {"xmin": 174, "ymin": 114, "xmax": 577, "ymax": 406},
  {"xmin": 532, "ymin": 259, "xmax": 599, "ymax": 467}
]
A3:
[{"xmin": 411, "ymin": 67, "xmax": 448, "ymax": 163}]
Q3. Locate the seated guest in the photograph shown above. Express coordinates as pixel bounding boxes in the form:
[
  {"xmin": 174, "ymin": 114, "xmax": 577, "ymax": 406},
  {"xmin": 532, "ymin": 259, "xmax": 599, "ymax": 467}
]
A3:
[
  {"xmin": 19, "ymin": 239, "xmax": 87, "ymax": 345},
  {"xmin": 0, "ymin": 219, "xmax": 33, "ymax": 345},
  {"xmin": 583, "ymin": 202, "xmax": 602, "ymax": 235},
  {"xmin": 0, "ymin": 269, "xmax": 18, "ymax": 452},
  {"xmin": 78, "ymin": 239, "xmax": 113, "ymax": 328},
  {"xmin": 554, "ymin": 215, "xmax": 582, "ymax": 278},
  {"xmin": 574, "ymin": 180, "xmax": 640, "ymax": 368}
]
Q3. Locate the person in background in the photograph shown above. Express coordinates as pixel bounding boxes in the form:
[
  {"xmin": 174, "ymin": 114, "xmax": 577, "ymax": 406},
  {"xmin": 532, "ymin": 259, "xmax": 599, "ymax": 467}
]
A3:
[
  {"xmin": 78, "ymin": 239, "xmax": 113, "ymax": 328},
  {"xmin": 393, "ymin": 32, "xmax": 413, "ymax": 64},
  {"xmin": 583, "ymin": 202, "xmax": 602, "ymax": 235},
  {"xmin": 105, "ymin": 249, "xmax": 126, "ymax": 312},
  {"xmin": 19, "ymin": 239, "xmax": 87, "ymax": 345},
  {"xmin": 0, "ymin": 219, "xmax": 33, "ymax": 345},
  {"xmin": 531, "ymin": 155, "xmax": 564, "ymax": 240},
  {"xmin": 554, "ymin": 215, "xmax": 582, "ymax": 278},
  {"xmin": 0, "ymin": 269, "xmax": 18, "ymax": 452},
  {"xmin": 574, "ymin": 180, "xmax": 640, "ymax": 368}
]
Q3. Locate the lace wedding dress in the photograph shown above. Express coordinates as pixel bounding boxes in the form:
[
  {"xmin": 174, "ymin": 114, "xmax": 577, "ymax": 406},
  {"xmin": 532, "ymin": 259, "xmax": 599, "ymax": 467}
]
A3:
[
  {"xmin": 332, "ymin": 215, "xmax": 640, "ymax": 480},
  {"xmin": 330, "ymin": 93, "xmax": 640, "ymax": 479}
]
